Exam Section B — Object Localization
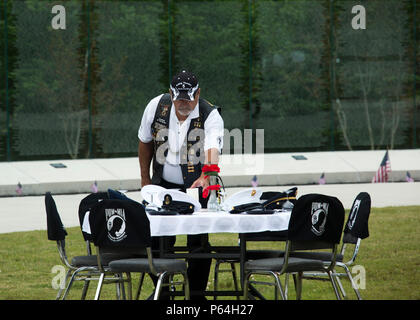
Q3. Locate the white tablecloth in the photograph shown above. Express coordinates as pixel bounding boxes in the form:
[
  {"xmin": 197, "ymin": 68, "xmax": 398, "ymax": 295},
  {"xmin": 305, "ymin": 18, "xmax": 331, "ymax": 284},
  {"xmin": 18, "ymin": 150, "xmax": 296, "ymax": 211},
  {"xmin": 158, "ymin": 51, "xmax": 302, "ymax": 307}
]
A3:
[
  {"xmin": 82, "ymin": 209, "xmax": 291, "ymax": 237},
  {"xmin": 147, "ymin": 209, "xmax": 291, "ymax": 236}
]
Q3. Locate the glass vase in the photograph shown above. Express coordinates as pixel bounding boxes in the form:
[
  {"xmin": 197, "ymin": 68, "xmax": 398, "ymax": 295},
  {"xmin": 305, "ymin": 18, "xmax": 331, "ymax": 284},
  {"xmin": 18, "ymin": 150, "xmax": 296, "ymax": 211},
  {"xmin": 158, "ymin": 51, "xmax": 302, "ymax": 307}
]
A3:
[{"xmin": 207, "ymin": 176, "xmax": 219, "ymax": 211}]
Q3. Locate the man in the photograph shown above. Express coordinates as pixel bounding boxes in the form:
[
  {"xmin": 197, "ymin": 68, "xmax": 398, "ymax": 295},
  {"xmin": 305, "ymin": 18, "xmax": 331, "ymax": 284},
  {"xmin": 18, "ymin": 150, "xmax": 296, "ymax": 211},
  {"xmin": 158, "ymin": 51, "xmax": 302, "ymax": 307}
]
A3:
[{"xmin": 138, "ymin": 70, "xmax": 224, "ymax": 300}]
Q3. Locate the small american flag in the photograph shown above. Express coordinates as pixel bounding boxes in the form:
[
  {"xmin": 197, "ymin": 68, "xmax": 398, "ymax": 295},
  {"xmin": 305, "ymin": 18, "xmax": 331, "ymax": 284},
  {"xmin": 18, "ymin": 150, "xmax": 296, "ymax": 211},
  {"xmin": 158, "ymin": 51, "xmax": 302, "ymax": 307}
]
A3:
[
  {"xmin": 372, "ymin": 151, "xmax": 391, "ymax": 183},
  {"xmin": 251, "ymin": 175, "xmax": 258, "ymax": 187},
  {"xmin": 406, "ymin": 171, "xmax": 414, "ymax": 182},
  {"xmin": 318, "ymin": 173, "xmax": 326, "ymax": 185},
  {"xmin": 16, "ymin": 182, "xmax": 23, "ymax": 195},
  {"xmin": 91, "ymin": 181, "xmax": 98, "ymax": 193}
]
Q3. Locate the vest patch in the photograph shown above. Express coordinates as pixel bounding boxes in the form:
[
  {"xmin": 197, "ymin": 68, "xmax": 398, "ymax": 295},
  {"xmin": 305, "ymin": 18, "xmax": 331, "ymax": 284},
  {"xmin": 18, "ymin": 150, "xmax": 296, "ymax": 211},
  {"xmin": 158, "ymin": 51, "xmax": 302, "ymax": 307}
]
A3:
[{"xmin": 150, "ymin": 93, "xmax": 219, "ymax": 188}]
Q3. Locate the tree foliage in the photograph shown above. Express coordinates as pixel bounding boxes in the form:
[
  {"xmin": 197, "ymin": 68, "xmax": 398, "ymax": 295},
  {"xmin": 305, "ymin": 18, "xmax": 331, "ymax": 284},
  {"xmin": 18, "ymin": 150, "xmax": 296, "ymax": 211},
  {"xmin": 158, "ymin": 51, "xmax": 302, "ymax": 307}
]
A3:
[{"xmin": 0, "ymin": 0, "xmax": 418, "ymax": 160}]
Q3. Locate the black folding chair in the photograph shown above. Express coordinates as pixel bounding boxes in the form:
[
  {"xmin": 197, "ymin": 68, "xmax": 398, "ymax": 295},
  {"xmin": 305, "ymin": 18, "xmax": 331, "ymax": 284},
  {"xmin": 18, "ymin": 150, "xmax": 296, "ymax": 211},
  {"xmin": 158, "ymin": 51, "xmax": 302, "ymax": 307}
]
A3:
[
  {"xmin": 62, "ymin": 192, "xmax": 135, "ymax": 300},
  {"xmin": 213, "ymin": 231, "xmax": 287, "ymax": 300},
  {"xmin": 78, "ymin": 192, "xmax": 110, "ymax": 256},
  {"xmin": 68, "ymin": 191, "xmax": 118, "ymax": 299},
  {"xmin": 45, "ymin": 192, "xmax": 100, "ymax": 300},
  {"xmin": 213, "ymin": 188, "xmax": 297, "ymax": 299},
  {"xmin": 293, "ymin": 192, "xmax": 371, "ymax": 299},
  {"xmin": 89, "ymin": 198, "xmax": 190, "ymax": 300},
  {"xmin": 243, "ymin": 193, "xmax": 345, "ymax": 300}
]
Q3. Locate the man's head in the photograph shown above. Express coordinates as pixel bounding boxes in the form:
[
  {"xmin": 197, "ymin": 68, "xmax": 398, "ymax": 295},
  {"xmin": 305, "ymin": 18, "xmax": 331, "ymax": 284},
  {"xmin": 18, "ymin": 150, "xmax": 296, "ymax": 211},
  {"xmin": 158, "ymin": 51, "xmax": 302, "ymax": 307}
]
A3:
[{"xmin": 169, "ymin": 70, "xmax": 200, "ymax": 119}]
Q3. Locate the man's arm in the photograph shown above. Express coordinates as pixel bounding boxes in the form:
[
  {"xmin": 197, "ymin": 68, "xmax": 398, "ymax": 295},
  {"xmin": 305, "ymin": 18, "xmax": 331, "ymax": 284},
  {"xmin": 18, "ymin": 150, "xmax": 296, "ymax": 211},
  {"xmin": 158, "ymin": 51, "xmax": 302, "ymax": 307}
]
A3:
[
  {"xmin": 137, "ymin": 94, "xmax": 163, "ymax": 187},
  {"xmin": 190, "ymin": 148, "xmax": 219, "ymax": 189},
  {"xmin": 138, "ymin": 140, "xmax": 154, "ymax": 187},
  {"xmin": 190, "ymin": 108, "xmax": 224, "ymax": 189}
]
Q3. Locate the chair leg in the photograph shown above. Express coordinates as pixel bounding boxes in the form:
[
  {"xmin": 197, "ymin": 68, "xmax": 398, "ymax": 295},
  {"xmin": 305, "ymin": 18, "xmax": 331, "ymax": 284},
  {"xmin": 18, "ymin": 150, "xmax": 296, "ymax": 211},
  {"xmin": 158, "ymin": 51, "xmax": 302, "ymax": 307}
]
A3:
[
  {"xmin": 243, "ymin": 272, "xmax": 251, "ymax": 300},
  {"xmin": 115, "ymin": 275, "xmax": 122, "ymax": 300},
  {"xmin": 113, "ymin": 273, "xmax": 128, "ymax": 300},
  {"xmin": 334, "ymin": 274, "xmax": 347, "ymax": 299},
  {"xmin": 154, "ymin": 273, "xmax": 167, "ymax": 300},
  {"xmin": 243, "ymin": 271, "xmax": 285, "ymax": 300},
  {"xmin": 126, "ymin": 272, "xmax": 132, "ymax": 300},
  {"xmin": 109, "ymin": 273, "xmax": 133, "ymax": 300},
  {"xmin": 327, "ymin": 270, "xmax": 341, "ymax": 300},
  {"xmin": 95, "ymin": 273, "xmax": 105, "ymax": 300},
  {"xmin": 274, "ymin": 284, "xmax": 278, "ymax": 300},
  {"xmin": 230, "ymin": 262, "xmax": 240, "ymax": 301},
  {"xmin": 120, "ymin": 273, "xmax": 127, "ymax": 300},
  {"xmin": 57, "ymin": 269, "xmax": 72, "ymax": 300},
  {"xmin": 293, "ymin": 272, "xmax": 303, "ymax": 300},
  {"xmin": 274, "ymin": 272, "xmax": 279, "ymax": 300},
  {"xmin": 284, "ymin": 273, "xmax": 289, "ymax": 300},
  {"xmin": 81, "ymin": 279, "xmax": 90, "ymax": 300},
  {"xmin": 62, "ymin": 268, "xmax": 81, "ymax": 300},
  {"xmin": 168, "ymin": 274, "xmax": 175, "ymax": 300},
  {"xmin": 135, "ymin": 273, "xmax": 145, "ymax": 300},
  {"xmin": 214, "ymin": 260, "xmax": 220, "ymax": 300},
  {"xmin": 343, "ymin": 265, "xmax": 362, "ymax": 300},
  {"xmin": 271, "ymin": 272, "xmax": 286, "ymax": 300},
  {"xmin": 183, "ymin": 272, "xmax": 191, "ymax": 300}
]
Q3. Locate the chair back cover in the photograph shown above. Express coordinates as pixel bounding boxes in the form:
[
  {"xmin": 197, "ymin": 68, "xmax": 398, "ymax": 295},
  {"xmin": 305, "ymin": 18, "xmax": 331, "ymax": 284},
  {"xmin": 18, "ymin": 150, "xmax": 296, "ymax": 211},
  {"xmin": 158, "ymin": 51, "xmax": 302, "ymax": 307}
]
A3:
[
  {"xmin": 89, "ymin": 199, "xmax": 151, "ymax": 249},
  {"xmin": 45, "ymin": 192, "xmax": 68, "ymax": 241},
  {"xmin": 288, "ymin": 193, "xmax": 345, "ymax": 244},
  {"xmin": 78, "ymin": 192, "xmax": 110, "ymax": 241},
  {"xmin": 344, "ymin": 192, "xmax": 371, "ymax": 240}
]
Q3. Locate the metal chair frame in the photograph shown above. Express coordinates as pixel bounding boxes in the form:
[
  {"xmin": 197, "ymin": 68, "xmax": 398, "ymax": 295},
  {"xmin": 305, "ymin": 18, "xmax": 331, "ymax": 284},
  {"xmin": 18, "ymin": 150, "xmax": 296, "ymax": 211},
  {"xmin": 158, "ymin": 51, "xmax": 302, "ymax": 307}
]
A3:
[
  {"xmin": 297, "ymin": 235, "xmax": 363, "ymax": 300},
  {"xmin": 212, "ymin": 232, "xmax": 288, "ymax": 299},
  {"xmin": 46, "ymin": 192, "xmax": 129, "ymax": 300},
  {"xmin": 94, "ymin": 247, "xmax": 190, "ymax": 300},
  {"xmin": 212, "ymin": 188, "xmax": 296, "ymax": 295},
  {"xmin": 57, "ymin": 239, "xmax": 130, "ymax": 301},
  {"xmin": 93, "ymin": 247, "xmax": 133, "ymax": 300},
  {"xmin": 90, "ymin": 198, "xmax": 190, "ymax": 300},
  {"xmin": 54, "ymin": 239, "xmax": 100, "ymax": 300},
  {"xmin": 243, "ymin": 240, "xmax": 342, "ymax": 300},
  {"xmin": 287, "ymin": 191, "xmax": 371, "ymax": 300}
]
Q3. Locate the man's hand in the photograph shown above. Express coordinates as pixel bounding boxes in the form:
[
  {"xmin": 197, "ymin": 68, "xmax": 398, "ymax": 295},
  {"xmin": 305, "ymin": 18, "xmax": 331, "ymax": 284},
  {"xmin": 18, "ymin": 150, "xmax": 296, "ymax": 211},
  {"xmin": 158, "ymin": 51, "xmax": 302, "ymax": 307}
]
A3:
[
  {"xmin": 190, "ymin": 148, "xmax": 220, "ymax": 189},
  {"xmin": 141, "ymin": 176, "xmax": 152, "ymax": 188},
  {"xmin": 190, "ymin": 174, "xmax": 209, "ymax": 189}
]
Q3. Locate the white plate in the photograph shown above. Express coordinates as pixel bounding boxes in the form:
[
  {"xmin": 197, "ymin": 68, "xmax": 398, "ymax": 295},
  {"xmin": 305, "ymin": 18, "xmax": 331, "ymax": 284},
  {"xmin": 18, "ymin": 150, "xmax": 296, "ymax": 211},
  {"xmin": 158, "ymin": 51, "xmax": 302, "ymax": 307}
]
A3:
[
  {"xmin": 222, "ymin": 188, "xmax": 263, "ymax": 211},
  {"xmin": 157, "ymin": 189, "xmax": 202, "ymax": 211}
]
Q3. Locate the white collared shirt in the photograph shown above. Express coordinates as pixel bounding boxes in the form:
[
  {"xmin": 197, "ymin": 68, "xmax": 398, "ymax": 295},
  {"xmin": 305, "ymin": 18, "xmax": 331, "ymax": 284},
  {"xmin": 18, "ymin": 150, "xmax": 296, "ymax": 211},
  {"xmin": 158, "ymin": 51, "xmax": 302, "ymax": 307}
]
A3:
[{"xmin": 138, "ymin": 94, "xmax": 224, "ymax": 185}]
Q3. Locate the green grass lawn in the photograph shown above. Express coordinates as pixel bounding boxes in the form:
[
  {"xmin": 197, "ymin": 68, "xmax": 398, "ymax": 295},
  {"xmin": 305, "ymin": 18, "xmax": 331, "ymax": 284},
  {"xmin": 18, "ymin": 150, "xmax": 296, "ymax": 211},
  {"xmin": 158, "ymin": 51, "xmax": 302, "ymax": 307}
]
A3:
[{"xmin": 0, "ymin": 206, "xmax": 419, "ymax": 300}]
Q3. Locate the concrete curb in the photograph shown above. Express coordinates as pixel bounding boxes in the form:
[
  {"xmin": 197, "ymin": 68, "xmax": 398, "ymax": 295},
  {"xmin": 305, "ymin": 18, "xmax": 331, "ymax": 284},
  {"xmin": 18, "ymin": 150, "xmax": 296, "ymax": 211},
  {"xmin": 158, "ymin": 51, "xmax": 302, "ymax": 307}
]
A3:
[{"xmin": 1, "ymin": 149, "xmax": 419, "ymax": 196}]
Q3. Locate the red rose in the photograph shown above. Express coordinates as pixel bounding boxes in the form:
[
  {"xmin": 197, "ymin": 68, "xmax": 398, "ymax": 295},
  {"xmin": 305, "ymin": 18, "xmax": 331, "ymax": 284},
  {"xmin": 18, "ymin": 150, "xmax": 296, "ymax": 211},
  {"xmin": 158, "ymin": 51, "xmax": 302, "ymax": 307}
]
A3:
[
  {"xmin": 202, "ymin": 184, "xmax": 221, "ymax": 198},
  {"xmin": 202, "ymin": 164, "xmax": 220, "ymax": 173}
]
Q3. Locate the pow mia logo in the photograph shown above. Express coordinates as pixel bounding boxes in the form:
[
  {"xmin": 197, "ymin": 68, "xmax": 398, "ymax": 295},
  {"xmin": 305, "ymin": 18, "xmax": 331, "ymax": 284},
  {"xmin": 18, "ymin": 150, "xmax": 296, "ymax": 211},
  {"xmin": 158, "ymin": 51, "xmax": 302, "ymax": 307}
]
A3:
[
  {"xmin": 347, "ymin": 199, "xmax": 361, "ymax": 230},
  {"xmin": 105, "ymin": 208, "xmax": 127, "ymax": 242},
  {"xmin": 311, "ymin": 202, "xmax": 329, "ymax": 236}
]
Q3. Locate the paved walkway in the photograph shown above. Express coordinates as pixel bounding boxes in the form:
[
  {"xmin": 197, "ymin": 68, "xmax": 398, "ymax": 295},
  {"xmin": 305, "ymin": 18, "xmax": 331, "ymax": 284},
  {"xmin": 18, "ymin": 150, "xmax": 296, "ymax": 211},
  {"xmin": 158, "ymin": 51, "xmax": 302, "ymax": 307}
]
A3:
[
  {"xmin": 1, "ymin": 149, "xmax": 420, "ymax": 196},
  {"xmin": 1, "ymin": 182, "xmax": 419, "ymax": 234},
  {"xmin": 1, "ymin": 149, "xmax": 419, "ymax": 234}
]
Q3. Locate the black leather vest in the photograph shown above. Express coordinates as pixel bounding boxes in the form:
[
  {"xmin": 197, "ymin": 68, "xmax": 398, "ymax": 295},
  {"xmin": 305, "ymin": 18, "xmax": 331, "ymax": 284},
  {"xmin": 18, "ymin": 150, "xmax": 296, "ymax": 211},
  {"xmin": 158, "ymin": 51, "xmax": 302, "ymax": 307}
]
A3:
[{"xmin": 150, "ymin": 93, "xmax": 219, "ymax": 188}]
